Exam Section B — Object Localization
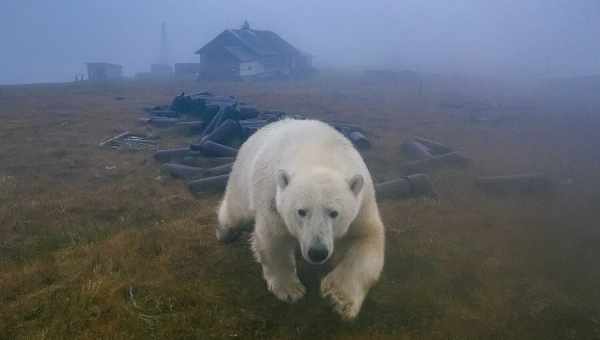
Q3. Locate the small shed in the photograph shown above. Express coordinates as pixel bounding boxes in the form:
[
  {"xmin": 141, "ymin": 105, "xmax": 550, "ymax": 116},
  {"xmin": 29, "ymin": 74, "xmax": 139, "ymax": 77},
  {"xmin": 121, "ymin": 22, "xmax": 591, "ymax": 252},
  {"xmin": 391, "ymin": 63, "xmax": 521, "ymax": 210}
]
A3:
[
  {"xmin": 86, "ymin": 63, "xmax": 123, "ymax": 81},
  {"xmin": 174, "ymin": 63, "xmax": 202, "ymax": 78}
]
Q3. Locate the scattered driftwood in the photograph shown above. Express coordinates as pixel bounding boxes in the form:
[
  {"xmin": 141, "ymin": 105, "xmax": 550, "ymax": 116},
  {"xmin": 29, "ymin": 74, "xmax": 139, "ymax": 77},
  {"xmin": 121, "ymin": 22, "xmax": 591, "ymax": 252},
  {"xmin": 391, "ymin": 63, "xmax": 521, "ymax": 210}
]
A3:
[
  {"xmin": 476, "ymin": 174, "xmax": 553, "ymax": 195},
  {"xmin": 200, "ymin": 109, "xmax": 225, "ymax": 138},
  {"xmin": 146, "ymin": 117, "xmax": 180, "ymax": 127},
  {"xmin": 400, "ymin": 152, "xmax": 469, "ymax": 175},
  {"xmin": 201, "ymin": 163, "xmax": 234, "ymax": 177},
  {"xmin": 185, "ymin": 171, "xmax": 436, "ymax": 200},
  {"xmin": 238, "ymin": 104, "xmax": 259, "ymax": 120},
  {"xmin": 99, "ymin": 131, "xmax": 157, "ymax": 150},
  {"xmin": 99, "ymin": 131, "xmax": 130, "ymax": 147},
  {"xmin": 192, "ymin": 141, "xmax": 238, "ymax": 157},
  {"xmin": 148, "ymin": 110, "xmax": 178, "ymax": 118},
  {"xmin": 413, "ymin": 137, "xmax": 453, "ymax": 155},
  {"xmin": 348, "ymin": 131, "xmax": 371, "ymax": 149},
  {"xmin": 175, "ymin": 120, "xmax": 204, "ymax": 129},
  {"xmin": 161, "ymin": 162, "xmax": 233, "ymax": 180},
  {"xmin": 187, "ymin": 174, "xmax": 229, "ymax": 194},
  {"xmin": 197, "ymin": 119, "xmax": 241, "ymax": 145},
  {"xmin": 154, "ymin": 147, "xmax": 190, "ymax": 163},
  {"xmin": 161, "ymin": 163, "xmax": 205, "ymax": 180},
  {"xmin": 400, "ymin": 141, "xmax": 433, "ymax": 160},
  {"xmin": 399, "ymin": 136, "xmax": 468, "ymax": 175},
  {"xmin": 180, "ymin": 156, "xmax": 234, "ymax": 168},
  {"xmin": 376, "ymin": 174, "xmax": 437, "ymax": 200}
]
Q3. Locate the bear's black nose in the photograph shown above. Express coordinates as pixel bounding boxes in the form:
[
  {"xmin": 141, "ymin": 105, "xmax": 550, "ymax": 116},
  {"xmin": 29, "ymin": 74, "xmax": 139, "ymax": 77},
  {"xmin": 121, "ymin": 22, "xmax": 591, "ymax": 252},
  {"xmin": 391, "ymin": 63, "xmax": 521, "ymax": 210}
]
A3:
[{"xmin": 308, "ymin": 246, "xmax": 329, "ymax": 263}]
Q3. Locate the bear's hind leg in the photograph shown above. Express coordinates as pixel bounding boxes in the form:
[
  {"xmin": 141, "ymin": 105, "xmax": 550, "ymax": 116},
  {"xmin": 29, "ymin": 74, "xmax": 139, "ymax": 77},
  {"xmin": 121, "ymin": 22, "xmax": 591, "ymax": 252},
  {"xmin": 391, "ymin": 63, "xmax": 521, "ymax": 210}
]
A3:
[{"xmin": 216, "ymin": 196, "xmax": 250, "ymax": 243}]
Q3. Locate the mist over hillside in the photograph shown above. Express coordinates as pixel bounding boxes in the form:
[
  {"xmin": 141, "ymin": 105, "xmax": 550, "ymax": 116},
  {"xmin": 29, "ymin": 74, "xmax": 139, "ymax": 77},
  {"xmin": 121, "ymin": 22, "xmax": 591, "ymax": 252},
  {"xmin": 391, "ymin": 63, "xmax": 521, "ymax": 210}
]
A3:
[{"xmin": 1, "ymin": 0, "xmax": 599, "ymax": 84}]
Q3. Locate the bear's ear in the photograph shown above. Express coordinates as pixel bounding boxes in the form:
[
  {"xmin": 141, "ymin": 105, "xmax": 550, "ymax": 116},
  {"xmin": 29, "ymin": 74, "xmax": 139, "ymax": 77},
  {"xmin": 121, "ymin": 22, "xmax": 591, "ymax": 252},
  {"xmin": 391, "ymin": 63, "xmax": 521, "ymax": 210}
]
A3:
[
  {"xmin": 277, "ymin": 169, "xmax": 291, "ymax": 190},
  {"xmin": 349, "ymin": 174, "xmax": 364, "ymax": 196}
]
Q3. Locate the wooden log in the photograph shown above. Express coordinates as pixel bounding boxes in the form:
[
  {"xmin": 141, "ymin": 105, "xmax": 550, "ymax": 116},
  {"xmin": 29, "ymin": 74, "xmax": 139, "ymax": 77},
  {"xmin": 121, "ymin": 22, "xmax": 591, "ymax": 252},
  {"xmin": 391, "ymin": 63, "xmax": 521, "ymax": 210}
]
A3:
[
  {"xmin": 191, "ymin": 141, "xmax": 238, "ymax": 157},
  {"xmin": 200, "ymin": 109, "xmax": 224, "ymax": 137},
  {"xmin": 376, "ymin": 174, "xmax": 437, "ymax": 200},
  {"xmin": 147, "ymin": 117, "xmax": 179, "ymax": 127},
  {"xmin": 99, "ymin": 131, "xmax": 130, "ymax": 147},
  {"xmin": 153, "ymin": 147, "xmax": 190, "ymax": 163},
  {"xmin": 238, "ymin": 104, "xmax": 259, "ymax": 120},
  {"xmin": 148, "ymin": 110, "xmax": 178, "ymax": 118},
  {"xmin": 240, "ymin": 119, "xmax": 269, "ymax": 126},
  {"xmin": 202, "ymin": 163, "xmax": 234, "ymax": 177},
  {"xmin": 261, "ymin": 111, "xmax": 286, "ymax": 121},
  {"xmin": 180, "ymin": 156, "xmax": 234, "ymax": 168},
  {"xmin": 348, "ymin": 131, "xmax": 371, "ymax": 149},
  {"xmin": 328, "ymin": 121, "xmax": 368, "ymax": 135},
  {"xmin": 199, "ymin": 119, "xmax": 241, "ymax": 145},
  {"xmin": 476, "ymin": 174, "xmax": 553, "ymax": 194},
  {"xmin": 192, "ymin": 91, "xmax": 212, "ymax": 97},
  {"xmin": 413, "ymin": 137, "xmax": 453, "ymax": 155},
  {"xmin": 161, "ymin": 163, "xmax": 205, "ymax": 180},
  {"xmin": 162, "ymin": 162, "xmax": 233, "ymax": 180},
  {"xmin": 400, "ymin": 141, "xmax": 433, "ymax": 160},
  {"xmin": 400, "ymin": 152, "xmax": 469, "ymax": 175},
  {"xmin": 188, "ymin": 174, "xmax": 229, "ymax": 194},
  {"xmin": 175, "ymin": 120, "xmax": 204, "ymax": 129}
]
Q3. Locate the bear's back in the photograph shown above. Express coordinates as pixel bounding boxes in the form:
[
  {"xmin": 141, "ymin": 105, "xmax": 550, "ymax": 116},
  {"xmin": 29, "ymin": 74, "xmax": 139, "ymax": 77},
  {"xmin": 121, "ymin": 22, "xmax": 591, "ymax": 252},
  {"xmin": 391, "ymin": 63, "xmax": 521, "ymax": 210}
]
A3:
[{"xmin": 229, "ymin": 119, "xmax": 371, "ymax": 210}]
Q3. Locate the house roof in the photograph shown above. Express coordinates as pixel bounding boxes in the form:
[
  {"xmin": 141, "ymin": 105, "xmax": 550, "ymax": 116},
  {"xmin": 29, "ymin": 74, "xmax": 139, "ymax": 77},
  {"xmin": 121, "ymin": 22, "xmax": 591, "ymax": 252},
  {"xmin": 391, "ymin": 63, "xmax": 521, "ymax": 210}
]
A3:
[{"xmin": 195, "ymin": 27, "xmax": 303, "ymax": 61}]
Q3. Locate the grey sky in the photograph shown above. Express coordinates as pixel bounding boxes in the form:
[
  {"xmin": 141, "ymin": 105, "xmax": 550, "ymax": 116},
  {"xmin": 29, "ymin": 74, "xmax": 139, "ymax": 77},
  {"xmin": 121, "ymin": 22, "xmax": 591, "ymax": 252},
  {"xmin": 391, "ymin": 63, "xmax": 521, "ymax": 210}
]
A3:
[{"xmin": 1, "ymin": 0, "xmax": 599, "ymax": 84}]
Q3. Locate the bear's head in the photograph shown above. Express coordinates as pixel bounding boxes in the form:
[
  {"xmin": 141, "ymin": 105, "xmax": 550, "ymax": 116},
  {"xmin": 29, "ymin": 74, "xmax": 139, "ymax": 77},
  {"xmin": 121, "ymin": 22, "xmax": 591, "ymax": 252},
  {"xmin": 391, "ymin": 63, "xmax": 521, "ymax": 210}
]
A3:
[{"xmin": 275, "ymin": 167, "xmax": 364, "ymax": 264}]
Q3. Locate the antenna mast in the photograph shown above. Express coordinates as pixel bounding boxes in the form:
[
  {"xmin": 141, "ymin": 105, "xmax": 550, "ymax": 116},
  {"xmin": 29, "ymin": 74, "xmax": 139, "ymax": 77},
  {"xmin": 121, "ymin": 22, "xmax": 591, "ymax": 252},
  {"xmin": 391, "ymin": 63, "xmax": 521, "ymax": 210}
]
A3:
[{"xmin": 159, "ymin": 21, "xmax": 169, "ymax": 65}]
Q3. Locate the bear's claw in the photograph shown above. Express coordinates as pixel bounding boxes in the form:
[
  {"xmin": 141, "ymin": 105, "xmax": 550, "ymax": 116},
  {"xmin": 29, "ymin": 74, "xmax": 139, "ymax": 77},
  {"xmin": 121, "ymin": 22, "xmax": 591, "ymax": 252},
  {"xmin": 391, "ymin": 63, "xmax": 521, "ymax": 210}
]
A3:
[{"xmin": 321, "ymin": 276, "xmax": 361, "ymax": 320}]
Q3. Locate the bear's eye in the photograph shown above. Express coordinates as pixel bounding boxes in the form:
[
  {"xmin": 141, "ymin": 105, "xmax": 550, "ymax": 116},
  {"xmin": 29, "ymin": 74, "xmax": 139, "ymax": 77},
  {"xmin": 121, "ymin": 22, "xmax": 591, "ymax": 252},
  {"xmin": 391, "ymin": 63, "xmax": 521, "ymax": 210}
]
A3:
[
  {"xmin": 329, "ymin": 210, "xmax": 339, "ymax": 218},
  {"xmin": 297, "ymin": 209, "xmax": 307, "ymax": 217}
]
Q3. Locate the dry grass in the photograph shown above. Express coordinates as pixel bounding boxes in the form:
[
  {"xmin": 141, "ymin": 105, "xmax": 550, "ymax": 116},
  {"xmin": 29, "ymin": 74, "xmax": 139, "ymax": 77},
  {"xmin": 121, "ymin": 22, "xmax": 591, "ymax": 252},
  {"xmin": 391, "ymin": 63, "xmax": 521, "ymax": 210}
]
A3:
[{"xmin": 1, "ymin": 74, "xmax": 599, "ymax": 339}]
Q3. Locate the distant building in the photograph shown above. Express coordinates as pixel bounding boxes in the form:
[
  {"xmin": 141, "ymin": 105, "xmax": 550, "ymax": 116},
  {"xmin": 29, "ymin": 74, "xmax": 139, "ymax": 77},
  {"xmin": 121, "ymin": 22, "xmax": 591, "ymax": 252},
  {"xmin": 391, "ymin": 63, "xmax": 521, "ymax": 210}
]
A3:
[
  {"xmin": 174, "ymin": 63, "xmax": 202, "ymax": 78},
  {"xmin": 150, "ymin": 63, "xmax": 173, "ymax": 77},
  {"xmin": 195, "ymin": 21, "xmax": 313, "ymax": 80},
  {"xmin": 86, "ymin": 63, "xmax": 123, "ymax": 81}
]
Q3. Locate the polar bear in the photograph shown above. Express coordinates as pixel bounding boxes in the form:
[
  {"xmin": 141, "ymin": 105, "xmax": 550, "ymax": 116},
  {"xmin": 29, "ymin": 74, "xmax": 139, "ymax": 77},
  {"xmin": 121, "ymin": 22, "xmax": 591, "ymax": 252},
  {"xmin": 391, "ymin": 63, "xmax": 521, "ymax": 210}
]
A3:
[{"xmin": 216, "ymin": 119, "xmax": 385, "ymax": 320}]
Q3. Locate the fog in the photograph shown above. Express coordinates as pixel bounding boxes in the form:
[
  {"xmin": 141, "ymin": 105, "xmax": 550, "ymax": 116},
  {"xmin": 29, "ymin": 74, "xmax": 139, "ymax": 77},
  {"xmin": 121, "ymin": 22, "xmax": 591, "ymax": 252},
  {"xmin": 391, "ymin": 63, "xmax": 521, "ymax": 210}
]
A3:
[{"xmin": 1, "ymin": 0, "xmax": 599, "ymax": 84}]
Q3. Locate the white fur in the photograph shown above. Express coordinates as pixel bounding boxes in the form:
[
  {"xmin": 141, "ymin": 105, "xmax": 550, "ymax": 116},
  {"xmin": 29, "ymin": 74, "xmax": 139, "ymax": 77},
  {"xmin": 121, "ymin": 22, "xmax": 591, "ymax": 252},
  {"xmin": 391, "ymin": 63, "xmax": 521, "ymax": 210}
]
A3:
[{"xmin": 217, "ymin": 119, "xmax": 385, "ymax": 320}]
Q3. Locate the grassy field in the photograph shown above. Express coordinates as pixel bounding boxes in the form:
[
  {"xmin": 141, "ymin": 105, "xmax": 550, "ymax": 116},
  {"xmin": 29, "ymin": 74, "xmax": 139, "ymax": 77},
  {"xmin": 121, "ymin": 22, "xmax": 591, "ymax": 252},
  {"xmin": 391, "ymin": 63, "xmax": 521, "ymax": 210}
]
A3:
[{"xmin": 1, "ymin": 74, "xmax": 599, "ymax": 339}]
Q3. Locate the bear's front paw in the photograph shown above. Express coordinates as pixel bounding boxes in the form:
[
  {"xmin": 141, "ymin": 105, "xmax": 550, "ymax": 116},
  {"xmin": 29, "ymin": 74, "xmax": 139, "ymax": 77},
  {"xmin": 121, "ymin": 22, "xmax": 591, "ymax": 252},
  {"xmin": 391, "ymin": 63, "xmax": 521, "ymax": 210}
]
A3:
[
  {"xmin": 321, "ymin": 274, "xmax": 362, "ymax": 320},
  {"xmin": 266, "ymin": 277, "xmax": 306, "ymax": 303}
]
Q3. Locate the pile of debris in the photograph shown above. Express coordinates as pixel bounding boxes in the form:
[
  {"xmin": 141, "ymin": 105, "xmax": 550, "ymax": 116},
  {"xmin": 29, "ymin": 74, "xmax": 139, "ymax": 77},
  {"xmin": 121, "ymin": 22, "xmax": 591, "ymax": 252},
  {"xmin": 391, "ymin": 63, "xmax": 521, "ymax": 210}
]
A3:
[
  {"xmin": 148, "ymin": 91, "xmax": 434, "ymax": 200},
  {"xmin": 399, "ymin": 137, "xmax": 553, "ymax": 195},
  {"xmin": 143, "ymin": 92, "xmax": 370, "ymax": 154},
  {"xmin": 98, "ymin": 131, "xmax": 158, "ymax": 151},
  {"xmin": 100, "ymin": 90, "xmax": 552, "ymax": 200}
]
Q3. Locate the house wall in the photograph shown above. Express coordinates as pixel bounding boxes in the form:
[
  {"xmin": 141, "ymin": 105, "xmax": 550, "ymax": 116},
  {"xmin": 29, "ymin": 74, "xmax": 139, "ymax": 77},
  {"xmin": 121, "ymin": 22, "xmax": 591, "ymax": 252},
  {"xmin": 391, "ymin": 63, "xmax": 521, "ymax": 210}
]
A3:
[
  {"xmin": 199, "ymin": 49, "xmax": 239, "ymax": 80},
  {"xmin": 260, "ymin": 55, "xmax": 291, "ymax": 75},
  {"xmin": 239, "ymin": 61, "xmax": 265, "ymax": 77},
  {"xmin": 105, "ymin": 66, "xmax": 123, "ymax": 79}
]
